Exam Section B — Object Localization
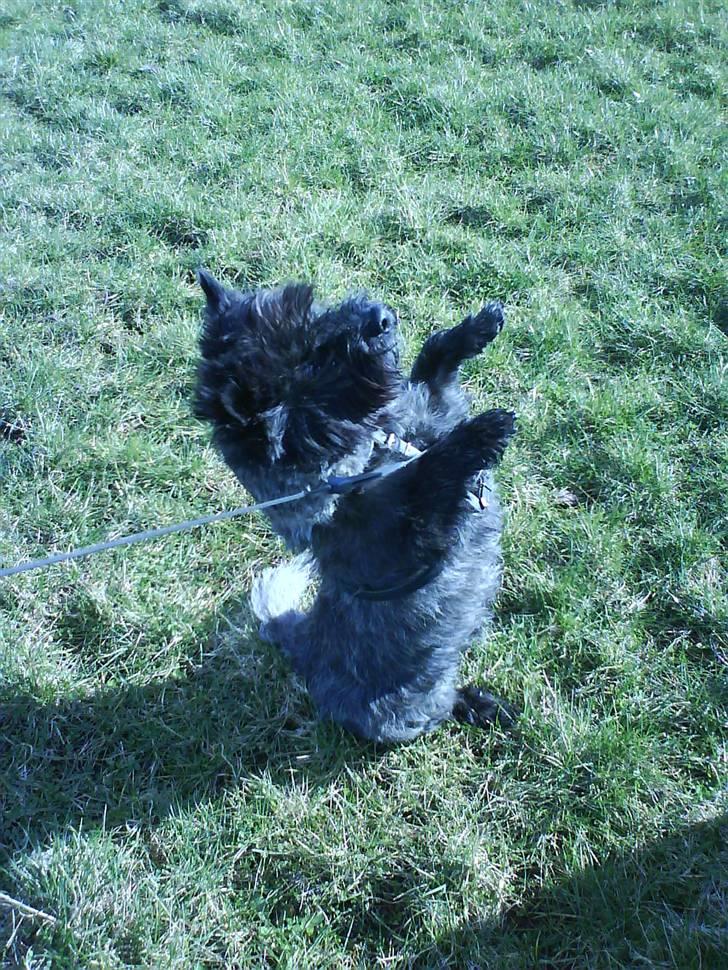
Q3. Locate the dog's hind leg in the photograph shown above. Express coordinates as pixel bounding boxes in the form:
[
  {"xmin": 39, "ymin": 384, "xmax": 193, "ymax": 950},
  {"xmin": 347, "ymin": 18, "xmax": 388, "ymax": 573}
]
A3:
[
  {"xmin": 452, "ymin": 685, "xmax": 517, "ymax": 730},
  {"xmin": 410, "ymin": 301, "xmax": 505, "ymax": 398}
]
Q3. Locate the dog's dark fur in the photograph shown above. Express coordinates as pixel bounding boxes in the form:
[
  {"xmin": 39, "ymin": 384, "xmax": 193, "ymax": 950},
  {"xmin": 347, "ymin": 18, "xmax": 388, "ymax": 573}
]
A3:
[{"xmin": 195, "ymin": 270, "xmax": 516, "ymax": 742}]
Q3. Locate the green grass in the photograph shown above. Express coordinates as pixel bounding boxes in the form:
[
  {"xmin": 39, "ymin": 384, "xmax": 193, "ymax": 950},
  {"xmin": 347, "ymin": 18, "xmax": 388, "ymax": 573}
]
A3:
[{"xmin": 1, "ymin": 0, "xmax": 726, "ymax": 965}]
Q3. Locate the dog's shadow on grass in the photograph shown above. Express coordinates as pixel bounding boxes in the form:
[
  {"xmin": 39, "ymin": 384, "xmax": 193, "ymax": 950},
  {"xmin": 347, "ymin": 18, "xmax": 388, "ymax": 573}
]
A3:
[{"xmin": 1, "ymin": 602, "xmax": 379, "ymax": 857}]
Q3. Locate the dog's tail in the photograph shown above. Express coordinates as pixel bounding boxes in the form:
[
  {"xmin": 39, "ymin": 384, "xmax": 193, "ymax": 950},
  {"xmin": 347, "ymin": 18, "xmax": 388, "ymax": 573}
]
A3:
[{"xmin": 250, "ymin": 553, "xmax": 315, "ymax": 624}]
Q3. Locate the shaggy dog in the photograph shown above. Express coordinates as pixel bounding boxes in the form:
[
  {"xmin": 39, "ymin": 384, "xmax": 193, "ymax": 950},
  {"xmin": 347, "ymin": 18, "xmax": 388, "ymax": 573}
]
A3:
[{"xmin": 195, "ymin": 270, "xmax": 516, "ymax": 741}]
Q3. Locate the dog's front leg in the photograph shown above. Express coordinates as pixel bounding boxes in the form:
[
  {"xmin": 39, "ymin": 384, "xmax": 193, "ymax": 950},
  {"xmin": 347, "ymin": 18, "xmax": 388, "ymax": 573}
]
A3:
[
  {"xmin": 410, "ymin": 301, "xmax": 505, "ymax": 396},
  {"xmin": 326, "ymin": 409, "xmax": 516, "ymax": 580}
]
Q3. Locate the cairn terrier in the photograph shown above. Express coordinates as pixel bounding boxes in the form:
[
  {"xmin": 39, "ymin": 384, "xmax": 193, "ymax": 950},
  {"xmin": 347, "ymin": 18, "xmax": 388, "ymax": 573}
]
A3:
[{"xmin": 195, "ymin": 270, "xmax": 516, "ymax": 742}]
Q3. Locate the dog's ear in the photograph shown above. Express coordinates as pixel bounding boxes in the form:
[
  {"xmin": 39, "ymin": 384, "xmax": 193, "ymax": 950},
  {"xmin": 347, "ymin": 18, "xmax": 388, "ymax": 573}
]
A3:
[
  {"xmin": 198, "ymin": 268, "xmax": 240, "ymax": 359},
  {"xmin": 280, "ymin": 283, "xmax": 314, "ymax": 322},
  {"xmin": 197, "ymin": 268, "xmax": 230, "ymax": 313},
  {"xmin": 254, "ymin": 283, "xmax": 314, "ymax": 327}
]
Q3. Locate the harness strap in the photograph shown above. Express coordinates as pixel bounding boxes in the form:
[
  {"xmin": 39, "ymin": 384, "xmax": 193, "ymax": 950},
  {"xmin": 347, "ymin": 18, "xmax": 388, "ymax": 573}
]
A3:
[{"xmin": 344, "ymin": 560, "xmax": 445, "ymax": 602}]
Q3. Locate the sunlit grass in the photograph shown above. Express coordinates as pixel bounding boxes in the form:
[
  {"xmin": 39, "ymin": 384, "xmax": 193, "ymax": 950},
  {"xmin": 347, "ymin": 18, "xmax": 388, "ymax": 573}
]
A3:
[{"xmin": 1, "ymin": 0, "xmax": 726, "ymax": 966}]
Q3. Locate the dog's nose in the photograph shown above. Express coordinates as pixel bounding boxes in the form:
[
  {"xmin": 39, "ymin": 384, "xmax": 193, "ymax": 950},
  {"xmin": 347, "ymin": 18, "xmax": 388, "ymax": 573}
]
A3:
[{"xmin": 366, "ymin": 305, "xmax": 397, "ymax": 337}]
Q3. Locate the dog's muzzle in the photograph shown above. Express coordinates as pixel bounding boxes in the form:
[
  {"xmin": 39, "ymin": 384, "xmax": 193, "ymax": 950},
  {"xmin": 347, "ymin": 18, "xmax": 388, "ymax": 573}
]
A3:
[{"xmin": 364, "ymin": 304, "xmax": 399, "ymax": 360}]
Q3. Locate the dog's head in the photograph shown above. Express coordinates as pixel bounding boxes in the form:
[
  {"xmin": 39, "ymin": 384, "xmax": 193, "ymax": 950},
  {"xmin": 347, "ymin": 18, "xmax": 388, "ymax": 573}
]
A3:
[{"xmin": 194, "ymin": 270, "xmax": 401, "ymax": 470}]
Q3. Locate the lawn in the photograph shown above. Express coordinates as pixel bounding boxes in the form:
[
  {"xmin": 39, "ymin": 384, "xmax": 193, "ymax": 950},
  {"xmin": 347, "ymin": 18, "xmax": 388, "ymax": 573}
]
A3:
[{"xmin": 1, "ymin": 0, "xmax": 726, "ymax": 966}]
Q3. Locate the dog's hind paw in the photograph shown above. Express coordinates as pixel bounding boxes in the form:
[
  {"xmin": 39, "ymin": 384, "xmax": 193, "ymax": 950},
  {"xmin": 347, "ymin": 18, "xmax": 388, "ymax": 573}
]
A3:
[
  {"xmin": 452, "ymin": 684, "xmax": 517, "ymax": 730},
  {"xmin": 466, "ymin": 409, "xmax": 517, "ymax": 466}
]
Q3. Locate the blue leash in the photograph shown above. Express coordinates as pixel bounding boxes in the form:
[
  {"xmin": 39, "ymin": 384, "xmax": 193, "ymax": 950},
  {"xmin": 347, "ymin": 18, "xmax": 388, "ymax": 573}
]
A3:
[{"xmin": 0, "ymin": 467, "xmax": 397, "ymax": 578}]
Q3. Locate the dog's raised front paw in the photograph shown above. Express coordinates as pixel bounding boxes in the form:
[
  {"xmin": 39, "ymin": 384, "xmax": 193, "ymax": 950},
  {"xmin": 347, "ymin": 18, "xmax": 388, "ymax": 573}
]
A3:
[{"xmin": 459, "ymin": 300, "xmax": 505, "ymax": 355}]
